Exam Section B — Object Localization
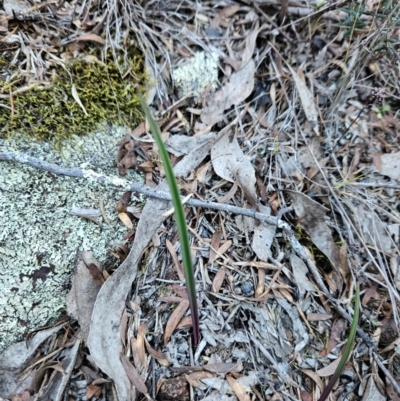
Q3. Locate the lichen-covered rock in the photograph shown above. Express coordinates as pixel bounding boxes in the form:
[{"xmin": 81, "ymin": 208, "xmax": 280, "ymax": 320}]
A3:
[
  {"xmin": 0, "ymin": 126, "xmax": 143, "ymax": 352},
  {"xmin": 172, "ymin": 51, "xmax": 219, "ymax": 103}
]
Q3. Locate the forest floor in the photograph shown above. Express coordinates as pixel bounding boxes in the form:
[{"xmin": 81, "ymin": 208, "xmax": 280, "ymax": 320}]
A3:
[{"xmin": 1, "ymin": 0, "xmax": 400, "ymax": 400}]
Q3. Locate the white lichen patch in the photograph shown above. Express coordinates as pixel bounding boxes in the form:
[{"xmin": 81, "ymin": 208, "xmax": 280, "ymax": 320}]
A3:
[
  {"xmin": 0, "ymin": 127, "xmax": 143, "ymax": 352},
  {"xmin": 172, "ymin": 51, "xmax": 219, "ymax": 103}
]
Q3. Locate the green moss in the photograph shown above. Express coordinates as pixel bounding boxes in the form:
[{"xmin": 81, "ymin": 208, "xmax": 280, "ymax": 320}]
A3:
[{"xmin": 0, "ymin": 49, "xmax": 146, "ymax": 145}]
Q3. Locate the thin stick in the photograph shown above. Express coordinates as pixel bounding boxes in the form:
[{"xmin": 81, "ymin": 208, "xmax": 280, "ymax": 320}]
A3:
[{"xmin": 0, "ymin": 151, "xmax": 284, "ymax": 227}]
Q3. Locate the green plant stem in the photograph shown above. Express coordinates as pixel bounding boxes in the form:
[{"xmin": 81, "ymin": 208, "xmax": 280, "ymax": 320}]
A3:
[
  {"xmin": 139, "ymin": 96, "xmax": 200, "ymax": 345},
  {"xmin": 318, "ymin": 282, "xmax": 360, "ymax": 401}
]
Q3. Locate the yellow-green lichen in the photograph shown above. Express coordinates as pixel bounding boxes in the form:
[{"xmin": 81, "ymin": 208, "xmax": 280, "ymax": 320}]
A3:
[{"xmin": 0, "ymin": 49, "xmax": 146, "ymax": 144}]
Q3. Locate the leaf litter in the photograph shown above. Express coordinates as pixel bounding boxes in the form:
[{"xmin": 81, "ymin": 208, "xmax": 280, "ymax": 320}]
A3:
[{"xmin": 2, "ymin": 0, "xmax": 400, "ymax": 400}]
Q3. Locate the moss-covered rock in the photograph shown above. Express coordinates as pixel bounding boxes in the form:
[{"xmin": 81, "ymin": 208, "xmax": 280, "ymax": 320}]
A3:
[{"xmin": 0, "ymin": 49, "xmax": 146, "ymax": 144}]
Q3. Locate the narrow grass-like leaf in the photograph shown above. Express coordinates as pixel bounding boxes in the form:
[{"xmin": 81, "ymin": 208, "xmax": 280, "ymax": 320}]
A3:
[
  {"xmin": 139, "ymin": 96, "xmax": 200, "ymax": 345},
  {"xmin": 318, "ymin": 282, "xmax": 360, "ymax": 401}
]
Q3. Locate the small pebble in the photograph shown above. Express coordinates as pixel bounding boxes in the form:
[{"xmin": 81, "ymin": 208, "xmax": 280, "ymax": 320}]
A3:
[{"xmin": 241, "ymin": 281, "xmax": 253, "ymax": 296}]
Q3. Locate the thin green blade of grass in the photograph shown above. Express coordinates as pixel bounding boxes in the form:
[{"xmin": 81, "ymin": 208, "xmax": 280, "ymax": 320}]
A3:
[
  {"xmin": 139, "ymin": 96, "xmax": 200, "ymax": 345},
  {"xmin": 318, "ymin": 282, "xmax": 360, "ymax": 401}
]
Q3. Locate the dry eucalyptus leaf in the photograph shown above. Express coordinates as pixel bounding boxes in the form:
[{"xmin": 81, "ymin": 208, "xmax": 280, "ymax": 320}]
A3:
[
  {"xmin": 211, "ymin": 267, "xmax": 226, "ymax": 293},
  {"xmin": 288, "ymin": 66, "xmax": 319, "ymax": 136},
  {"xmin": 205, "ymin": 362, "xmax": 243, "ymax": 374},
  {"xmin": 355, "ymin": 205, "xmax": 394, "ymax": 254},
  {"xmin": 361, "ymin": 375, "xmax": 386, "ymax": 401},
  {"xmin": 316, "ymin": 358, "xmax": 340, "ymax": 377},
  {"xmin": 144, "ymin": 339, "xmax": 170, "ymax": 367},
  {"xmin": 120, "ymin": 354, "xmax": 148, "ymax": 395},
  {"xmin": 166, "ymin": 239, "xmax": 185, "ymax": 281},
  {"xmin": 165, "ymin": 132, "xmax": 217, "ymax": 157},
  {"xmin": 76, "ymin": 33, "xmax": 106, "ymax": 45},
  {"xmin": 289, "ymin": 253, "xmax": 317, "ymax": 299},
  {"xmin": 136, "ymin": 324, "xmax": 147, "ymax": 369},
  {"xmin": 237, "ymin": 27, "xmax": 261, "ymax": 70},
  {"xmin": 288, "ymin": 190, "xmax": 344, "ymax": 292},
  {"xmin": 185, "ymin": 371, "xmax": 215, "ymax": 389},
  {"xmin": 375, "ymin": 151, "xmax": 400, "ymax": 181},
  {"xmin": 226, "ymin": 375, "xmax": 251, "ymax": 401},
  {"xmin": 300, "ymin": 369, "xmax": 324, "ymax": 392},
  {"xmin": 209, "ymin": 230, "xmax": 222, "ymax": 264},
  {"xmin": 116, "ymin": 191, "xmax": 132, "ymax": 213},
  {"xmin": 321, "ymin": 318, "xmax": 346, "ymax": 356},
  {"xmin": 66, "ymin": 252, "xmax": 104, "ymax": 340},
  {"xmin": 118, "ymin": 212, "xmax": 133, "ymax": 229},
  {"xmin": 211, "ymin": 131, "xmax": 257, "ymax": 205},
  {"xmin": 164, "ymin": 300, "xmax": 189, "ymax": 346},
  {"xmin": 201, "ymin": 60, "xmax": 255, "ymax": 126},
  {"xmin": 252, "ymin": 204, "xmax": 276, "ymax": 261},
  {"xmin": 86, "ymin": 384, "xmax": 102, "ymax": 399}
]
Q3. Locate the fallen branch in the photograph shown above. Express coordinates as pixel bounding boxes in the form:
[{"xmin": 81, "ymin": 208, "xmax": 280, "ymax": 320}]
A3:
[
  {"xmin": 0, "ymin": 151, "xmax": 283, "ymax": 227},
  {"xmin": 1, "ymin": 150, "xmax": 399, "ymax": 396}
]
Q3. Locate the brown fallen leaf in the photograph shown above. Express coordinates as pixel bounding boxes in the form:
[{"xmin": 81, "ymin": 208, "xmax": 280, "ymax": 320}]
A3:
[
  {"xmin": 255, "ymin": 268, "xmax": 265, "ymax": 298},
  {"xmin": 76, "ymin": 33, "xmax": 105, "ymax": 45},
  {"xmin": 217, "ymin": 180, "xmax": 238, "ymax": 204},
  {"xmin": 116, "ymin": 191, "xmax": 132, "ymax": 213},
  {"xmin": 204, "ymin": 362, "xmax": 243, "ymax": 374},
  {"xmin": 177, "ymin": 316, "xmax": 192, "ymax": 329},
  {"xmin": 137, "ymin": 323, "xmax": 147, "ymax": 369},
  {"xmin": 208, "ymin": 230, "xmax": 222, "ymax": 264},
  {"xmin": 172, "ymin": 284, "xmax": 189, "ymax": 299},
  {"xmin": 214, "ymin": 241, "xmax": 232, "ymax": 261},
  {"xmin": 300, "ymin": 369, "xmax": 324, "ymax": 393},
  {"xmin": 144, "ymin": 338, "xmax": 170, "ymax": 367},
  {"xmin": 131, "ymin": 122, "xmax": 147, "ymax": 137},
  {"xmin": 185, "ymin": 371, "xmax": 215, "ymax": 388},
  {"xmin": 226, "ymin": 374, "xmax": 251, "ymax": 401},
  {"xmin": 118, "ymin": 212, "xmax": 133, "ymax": 229},
  {"xmin": 86, "ymin": 384, "xmax": 102, "ymax": 399},
  {"xmin": 131, "ymin": 323, "xmax": 146, "ymax": 370},
  {"xmin": 164, "ymin": 300, "xmax": 189, "ymax": 346},
  {"xmin": 87, "ymin": 263, "xmax": 105, "ymax": 286},
  {"xmin": 160, "ymin": 296, "xmax": 187, "ymax": 304},
  {"xmin": 307, "ymin": 313, "xmax": 333, "ymax": 321},
  {"xmin": 212, "ymin": 267, "xmax": 226, "ymax": 293},
  {"xmin": 120, "ymin": 354, "xmax": 148, "ymax": 394}
]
